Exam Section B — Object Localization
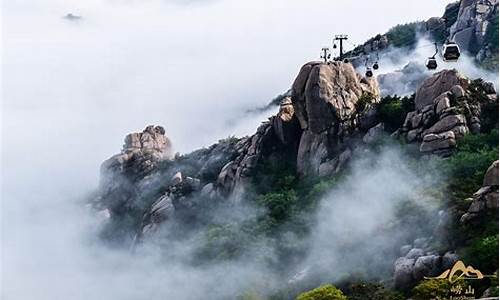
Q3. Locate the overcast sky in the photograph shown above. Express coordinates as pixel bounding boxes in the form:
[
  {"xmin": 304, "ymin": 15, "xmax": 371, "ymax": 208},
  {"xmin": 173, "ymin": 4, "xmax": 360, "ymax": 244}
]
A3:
[{"xmin": 3, "ymin": 0, "xmax": 455, "ymax": 155}]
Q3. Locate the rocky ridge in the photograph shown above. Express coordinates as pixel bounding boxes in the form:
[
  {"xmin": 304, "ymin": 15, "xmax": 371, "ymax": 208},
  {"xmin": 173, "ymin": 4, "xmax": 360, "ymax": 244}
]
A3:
[{"xmin": 94, "ymin": 61, "xmax": 498, "ymax": 293}]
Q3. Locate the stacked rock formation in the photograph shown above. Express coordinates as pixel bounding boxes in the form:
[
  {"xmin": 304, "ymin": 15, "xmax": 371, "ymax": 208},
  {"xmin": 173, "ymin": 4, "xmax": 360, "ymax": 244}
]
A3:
[
  {"xmin": 399, "ymin": 69, "xmax": 496, "ymax": 156},
  {"xmin": 100, "ymin": 125, "xmax": 172, "ymax": 182},
  {"xmin": 394, "ymin": 238, "xmax": 459, "ymax": 289}
]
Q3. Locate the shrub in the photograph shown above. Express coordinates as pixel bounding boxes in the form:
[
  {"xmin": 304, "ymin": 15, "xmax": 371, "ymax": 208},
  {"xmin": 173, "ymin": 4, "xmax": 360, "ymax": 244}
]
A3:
[
  {"xmin": 463, "ymin": 234, "xmax": 499, "ymax": 273},
  {"xmin": 355, "ymin": 92, "xmax": 374, "ymax": 112},
  {"xmin": 295, "ymin": 284, "xmax": 348, "ymax": 300},
  {"xmin": 441, "ymin": 130, "xmax": 499, "ymax": 201},
  {"xmin": 378, "ymin": 94, "xmax": 415, "ymax": 132},
  {"xmin": 237, "ymin": 290, "xmax": 264, "ymax": 300},
  {"xmin": 195, "ymin": 223, "xmax": 249, "ymax": 261},
  {"xmin": 386, "ymin": 22, "xmax": 421, "ymax": 48},
  {"xmin": 412, "ymin": 279, "xmax": 466, "ymax": 300},
  {"xmin": 257, "ymin": 190, "xmax": 298, "ymax": 223},
  {"xmin": 485, "ymin": 10, "xmax": 499, "ymax": 53},
  {"xmin": 345, "ymin": 282, "xmax": 404, "ymax": 300}
]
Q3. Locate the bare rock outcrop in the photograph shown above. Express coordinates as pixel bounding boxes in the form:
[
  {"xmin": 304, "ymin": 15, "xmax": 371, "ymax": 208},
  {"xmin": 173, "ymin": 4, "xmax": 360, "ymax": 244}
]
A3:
[
  {"xmin": 291, "ymin": 61, "xmax": 379, "ymax": 175},
  {"xmin": 461, "ymin": 160, "xmax": 499, "ymax": 223},
  {"xmin": 100, "ymin": 125, "xmax": 173, "ymax": 182},
  {"xmin": 449, "ymin": 0, "xmax": 499, "ymax": 62}
]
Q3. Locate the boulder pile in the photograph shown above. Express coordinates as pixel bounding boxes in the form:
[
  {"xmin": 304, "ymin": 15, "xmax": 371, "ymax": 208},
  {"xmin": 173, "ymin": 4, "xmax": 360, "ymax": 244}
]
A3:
[{"xmin": 399, "ymin": 69, "xmax": 497, "ymax": 156}]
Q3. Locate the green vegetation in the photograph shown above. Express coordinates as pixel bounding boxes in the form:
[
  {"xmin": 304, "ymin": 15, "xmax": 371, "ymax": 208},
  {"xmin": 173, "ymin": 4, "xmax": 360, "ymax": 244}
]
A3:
[
  {"xmin": 344, "ymin": 282, "xmax": 405, "ymax": 300},
  {"xmin": 377, "ymin": 94, "xmax": 415, "ymax": 132},
  {"xmin": 440, "ymin": 129, "xmax": 498, "ymax": 202},
  {"xmin": 257, "ymin": 190, "xmax": 298, "ymax": 224},
  {"xmin": 237, "ymin": 290, "xmax": 265, "ymax": 300},
  {"xmin": 463, "ymin": 234, "xmax": 499, "ymax": 273},
  {"xmin": 464, "ymin": 79, "xmax": 500, "ymax": 133},
  {"xmin": 412, "ymin": 279, "xmax": 466, "ymax": 300},
  {"xmin": 386, "ymin": 22, "xmax": 422, "ymax": 48},
  {"xmin": 295, "ymin": 284, "xmax": 347, "ymax": 300},
  {"xmin": 355, "ymin": 92, "xmax": 375, "ymax": 113},
  {"xmin": 485, "ymin": 10, "xmax": 499, "ymax": 53}
]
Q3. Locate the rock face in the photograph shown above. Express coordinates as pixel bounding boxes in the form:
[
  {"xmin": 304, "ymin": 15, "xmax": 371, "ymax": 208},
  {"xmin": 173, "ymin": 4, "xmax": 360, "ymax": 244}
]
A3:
[
  {"xmin": 414, "ymin": 70, "xmax": 468, "ymax": 110},
  {"xmin": 394, "ymin": 237, "xmax": 459, "ymax": 289},
  {"xmin": 291, "ymin": 61, "xmax": 379, "ymax": 175},
  {"xmin": 461, "ymin": 160, "xmax": 499, "ymax": 223},
  {"xmin": 377, "ymin": 62, "xmax": 430, "ymax": 97},
  {"xmin": 449, "ymin": 0, "xmax": 499, "ymax": 61},
  {"xmin": 97, "ymin": 125, "xmax": 172, "ymax": 212},
  {"xmin": 101, "ymin": 125, "xmax": 172, "ymax": 182},
  {"xmin": 399, "ymin": 69, "xmax": 497, "ymax": 156}
]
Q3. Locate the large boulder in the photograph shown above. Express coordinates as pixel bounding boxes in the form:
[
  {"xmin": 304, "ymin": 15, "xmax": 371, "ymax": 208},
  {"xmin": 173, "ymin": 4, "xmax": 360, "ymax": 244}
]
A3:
[
  {"xmin": 291, "ymin": 61, "xmax": 379, "ymax": 175},
  {"xmin": 394, "ymin": 257, "xmax": 416, "ymax": 289},
  {"xmin": 420, "ymin": 131, "xmax": 456, "ymax": 154},
  {"xmin": 414, "ymin": 70, "xmax": 468, "ymax": 110},
  {"xmin": 292, "ymin": 61, "xmax": 379, "ymax": 133}
]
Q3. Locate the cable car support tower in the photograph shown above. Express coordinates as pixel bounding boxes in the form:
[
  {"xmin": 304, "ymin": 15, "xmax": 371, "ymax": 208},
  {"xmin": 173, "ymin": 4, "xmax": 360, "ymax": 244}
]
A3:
[{"xmin": 333, "ymin": 34, "xmax": 348, "ymax": 61}]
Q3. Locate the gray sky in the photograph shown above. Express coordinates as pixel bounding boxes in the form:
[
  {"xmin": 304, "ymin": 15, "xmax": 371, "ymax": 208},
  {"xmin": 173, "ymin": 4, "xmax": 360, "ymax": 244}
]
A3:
[{"xmin": 3, "ymin": 0, "xmax": 455, "ymax": 155}]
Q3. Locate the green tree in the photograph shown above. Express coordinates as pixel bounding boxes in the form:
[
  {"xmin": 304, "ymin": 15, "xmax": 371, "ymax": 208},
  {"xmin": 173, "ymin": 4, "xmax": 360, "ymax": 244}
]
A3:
[{"xmin": 295, "ymin": 284, "xmax": 347, "ymax": 300}]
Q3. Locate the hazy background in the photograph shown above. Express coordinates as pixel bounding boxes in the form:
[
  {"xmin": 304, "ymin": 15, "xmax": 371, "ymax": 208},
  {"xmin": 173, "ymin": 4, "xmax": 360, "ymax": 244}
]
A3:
[{"xmin": 2, "ymin": 0, "xmax": 456, "ymax": 299}]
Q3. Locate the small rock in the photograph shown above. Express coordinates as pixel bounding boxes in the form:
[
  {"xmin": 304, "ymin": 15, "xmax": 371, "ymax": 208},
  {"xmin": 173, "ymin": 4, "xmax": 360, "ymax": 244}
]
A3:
[
  {"xmin": 406, "ymin": 248, "xmax": 425, "ymax": 259},
  {"xmin": 413, "ymin": 237, "xmax": 429, "ymax": 249},
  {"xmin": 483, "ymin": 160, "xmax": 499, "ymax": 186},
  {"xmin": 442, "ymin": 251, "xmax": 459, "ymax": 269},
  {"xmin": 171, "ymin": 171, "xmax": 183, "ymax": 185},
  {"xmin": 420, "ymin": 131, "xmax": 456, "ymax": 153},
  {"xmin": 400, "ymin": 245, "xmax": 412, "ymax": 256},
  {"xmin": 363, "ymin": 123, "xmax": 385, "ymax": 144},
  {"xmin": 413, "ymin": 255, "xmax": 440, "ymax": 280},
  {"xmin": 201, "ymin": 183, "xmax": 214, "ymax": 197},
  {"xmin": 450, "ymin": 85, "xmax": 466, "ymax": 98}
]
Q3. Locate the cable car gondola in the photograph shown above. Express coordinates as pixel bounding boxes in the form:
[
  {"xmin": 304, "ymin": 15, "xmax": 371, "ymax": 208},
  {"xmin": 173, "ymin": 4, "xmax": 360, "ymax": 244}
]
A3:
[
  {"xmin": 372, "ymin": 51, "xmax": 379, "ymax": 70},
  {"xmin": 424, "ymin": 43, "xmax": 439, "ymax": 70},
  {"xmin": 443, "ymin": 42, "xmax": 460, "ymax": 61},
  {"xmin": 426, "ymin": 57, "xmax": 438, "ymax": 70},
  {"xmin": 365, "ymin": 68, "xmax": 373, "ymax": 78}
]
